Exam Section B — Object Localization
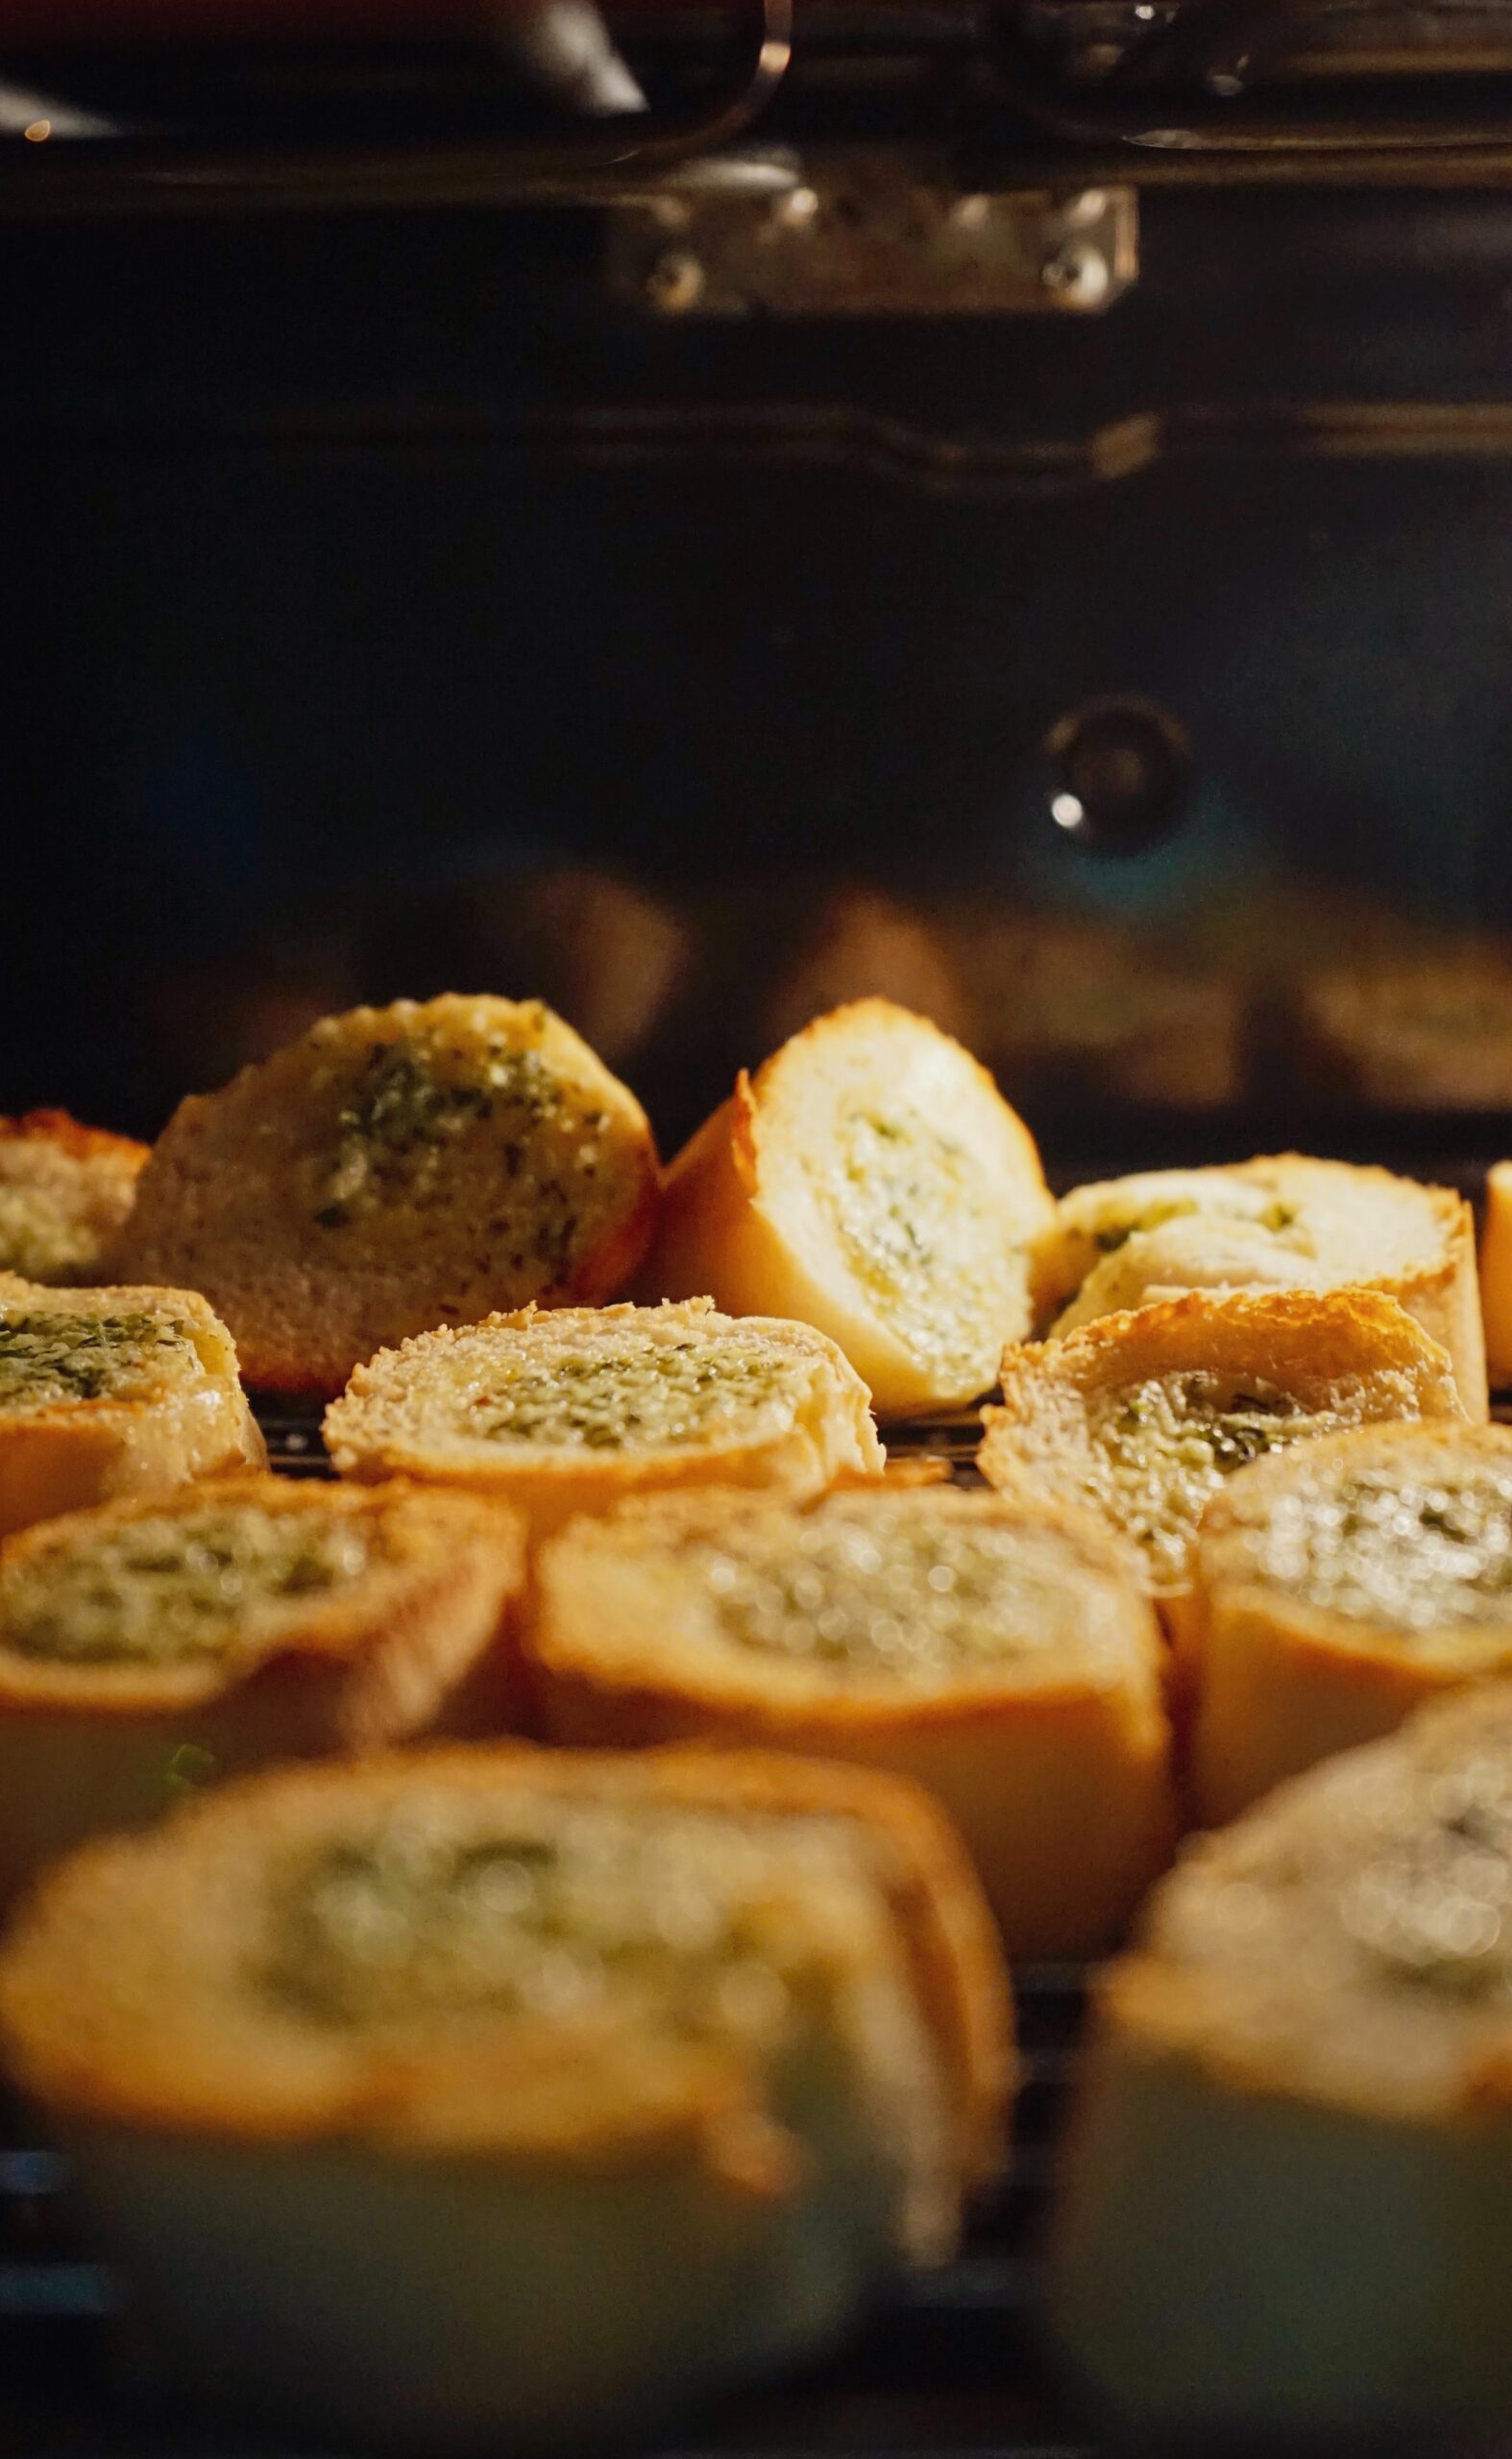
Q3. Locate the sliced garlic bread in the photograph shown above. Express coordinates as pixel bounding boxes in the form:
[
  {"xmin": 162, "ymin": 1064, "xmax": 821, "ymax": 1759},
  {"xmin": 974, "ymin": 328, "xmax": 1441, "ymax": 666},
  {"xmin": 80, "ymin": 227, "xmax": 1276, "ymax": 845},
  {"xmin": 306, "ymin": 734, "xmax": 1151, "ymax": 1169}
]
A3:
[
  {"xmin": 646, "ymin": 999, "xmax": 1054, "ymax": 1415},
  {"xmin": 1037, "ymin": 1155, "xmax": 1485, "ymax": 1419},
  {"xmin": 325, "ymin": 1299, "xmax": 883, "ymax": 1539},
  {"xmin": 529, "ymin": 1483, "xmax": 1175, "ymax": 1957},
  {"xmin": 1187, "ymin": 1422, "xmax": 1512, "ymax": 1823},
  {"xmin": 1052, "ymin": 1686, "xmax": 1512, "ymax": 2434},
  {"xmin": 979, "ymin": 1288, "xmax": 1464, "ymax": 1607},
  {"xmin": 1479, "ymin": 1158, "xmax": 1512, "ymax": 1388},
  {"xmin": 0, "ymin": 1112, "xmax": 149, "ymax": 1284},
  {"xmin": 0, "ymin": 1742, "xmax": 1009, "ymax": 2448},
  {"xmin": 0, "ymin": 1277, "xmax": 264, "ymax": 1539},
  {"xmin": 0, "ymin": 1476, "xmax": 526, "ymax": 1904},
  {"xmin": 113, "ymin": 995, "xmax": 661, "ymax": 1397}
]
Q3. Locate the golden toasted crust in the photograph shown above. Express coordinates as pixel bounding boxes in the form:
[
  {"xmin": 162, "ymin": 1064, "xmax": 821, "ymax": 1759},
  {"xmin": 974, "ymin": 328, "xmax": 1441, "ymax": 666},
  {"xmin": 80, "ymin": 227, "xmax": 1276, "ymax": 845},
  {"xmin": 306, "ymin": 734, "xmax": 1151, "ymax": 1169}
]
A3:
[
  {"xmin": 324, "ymin": 1299, "xmax": 884, "ymax": 1541},
  {"xmin": 0, "ymin": 1477, "xmax": 527, "ymax": 1905},
  {"xmin": 1049, "ymin": 1689, "xmax": 1512, "ymax": 2431},
  {"xmin": 0, "ymin": 1279, "xmax": 266, "ymax": 1540},
  {"xmin": 0, "ymin": 1740, "xmax": 1011, "ymax": 2187},
  {"xmin": 528, "ymin": 1485, "xmax": 1174, "ymax": 1958},
  {"xmin": 0, "ymin": 1113, "xmax": 150, "ymax": 1286},
  {"xmin": 980, "ymin": 1287, "xmax": 1465, "ymax": 1605},
  {"xmin": 1479, "ymin": 1160, "xmax": 1512, "ymax": 1388},
  {"xmin": 1186, "ymin": 1422, "xmax": 1512, "ymax": 1824},
  {"xmin": 1035, "ymin": 1154, "xmax": 1486, "ymax": 1422},
  {"xmin": 0, "ymin": 1112, "xmax": 148, "ymax": 1169},
  {"xmin": 112, "ymin": 996, "xmax": 661, "ymax": 1398},
  {"xmin": 644, "ymin": 998, "xmax": 1054, "ymax": 1415}
]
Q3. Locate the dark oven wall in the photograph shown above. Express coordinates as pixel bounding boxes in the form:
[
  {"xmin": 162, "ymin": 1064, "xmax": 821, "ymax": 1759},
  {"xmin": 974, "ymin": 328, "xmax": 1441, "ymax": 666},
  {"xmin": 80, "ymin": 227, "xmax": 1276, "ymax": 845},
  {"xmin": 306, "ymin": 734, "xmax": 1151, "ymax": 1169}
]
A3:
[{"xmin": 7, "ymin": 184, "xmax": 1512, "ymax": 1172}]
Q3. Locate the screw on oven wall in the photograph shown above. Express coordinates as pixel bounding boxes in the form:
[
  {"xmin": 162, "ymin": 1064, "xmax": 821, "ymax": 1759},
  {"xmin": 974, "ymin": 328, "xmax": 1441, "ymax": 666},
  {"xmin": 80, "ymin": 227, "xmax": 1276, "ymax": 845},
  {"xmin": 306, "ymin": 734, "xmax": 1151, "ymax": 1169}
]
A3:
[
  {"xmin": 1040, "ymin": 242, "xmax": 1111, "ymax": 306},
  {"xmin": 645, "ymin": 248, "xmax": 706, "ymax": 313}
]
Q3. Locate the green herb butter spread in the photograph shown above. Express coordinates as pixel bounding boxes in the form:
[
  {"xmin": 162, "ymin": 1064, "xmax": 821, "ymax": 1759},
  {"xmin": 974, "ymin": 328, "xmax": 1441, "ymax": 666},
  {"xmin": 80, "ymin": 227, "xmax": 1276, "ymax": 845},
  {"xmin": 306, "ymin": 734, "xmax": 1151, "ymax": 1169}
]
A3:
[
  {"xmin": 1247, "ymin": 1469, "xmax": 1512, "ymax": 1640},
  {"xmin": 312, "ymin": 1015, "xmax": 616, "ymax": 1284},
  {"xmin": 1083, "ymin": 1373, "xmax": 1345, "ymax": 1586},
  {"xmin": 475, "ymin": 1339, "xmax": 806, "ymax": 1452},
  {"xmin": 0, "ymin": 1504, "xmax": 378, "ymax": 1665},
  {"xmin": 263, "ymin": 1800, "xmax": 851, "ymax": 2037},
  {"xmin": 0, "ymin": 1312, "xmax": 201, "ymax": 1414},
  {"xmin": 822, "ymin": 1106, "xmax": 1023, "ymax": 1380},
  {"xmin": 688, "ymin": 1500, "xmax": 1125, "ymax": 1684}
]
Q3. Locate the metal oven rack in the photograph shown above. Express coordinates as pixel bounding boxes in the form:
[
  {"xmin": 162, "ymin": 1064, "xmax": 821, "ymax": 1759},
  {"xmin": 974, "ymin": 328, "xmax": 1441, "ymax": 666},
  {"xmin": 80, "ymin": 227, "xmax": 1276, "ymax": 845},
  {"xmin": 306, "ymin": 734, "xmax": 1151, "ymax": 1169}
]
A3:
[{"xmin": 0, "ymin": 1402, "xmax": 1097, "ymax": 2459}]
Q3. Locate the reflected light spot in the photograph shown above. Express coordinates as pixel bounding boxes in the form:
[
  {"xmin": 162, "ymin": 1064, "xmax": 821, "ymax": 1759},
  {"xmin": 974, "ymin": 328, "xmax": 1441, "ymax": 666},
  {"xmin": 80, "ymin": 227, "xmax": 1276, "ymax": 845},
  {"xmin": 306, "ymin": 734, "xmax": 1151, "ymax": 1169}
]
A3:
[{"xmin": 1051, "ymin": 791, "xmax": 1085, "ymax": 831}]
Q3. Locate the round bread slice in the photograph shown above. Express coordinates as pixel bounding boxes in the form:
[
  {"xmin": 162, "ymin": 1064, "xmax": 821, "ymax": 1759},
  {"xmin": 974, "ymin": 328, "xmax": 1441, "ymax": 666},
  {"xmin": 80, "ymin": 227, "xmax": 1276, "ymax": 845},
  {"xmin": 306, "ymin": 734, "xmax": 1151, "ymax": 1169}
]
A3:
[
  {"xmin": 1478, "ymin": 1157, "xmax": 1512, "ymax": 1389},
  {"xmin": 1187, "ymin": 1421, "xmax": 1512, "ymax": 1824},
  {"xmin": 112, "ymin": 995, "xmax": 661, "ymax": 1397},
  {"xmin": 0, "ymin": 1475, "xmax": 526, "ymax": 1906},
  {"xmin": 645, "ymin": 999, "xmax": 1054, "ymax": 1415},
  {"xmin": 0, "ymin": 1112, "xmax": 149, "ymax": 1284},
  {"xmin": 529, "ymin": 1483, "xmax": 1174, "ymax": 1957},
  {"xmin": 1036, "ymin": 1155, "xmax": 1485, "ymax": 1420},
  {"xmin": 324, "ymin": 1299, "xmax": 884, "ymax": 1540},
  {"xmin": 0, "ymin": 1742, "xmax": 1010, "ymax": 2450},
  {"xmin": 1051, "ymin": 1685, "xmax": 1512, "ymax": 2435},
  {"xmin": 979, "ymin": 1288, "xmax": 1465, "ymax": 1612},
  {"xmin": 0, "ymin": 1277, "xmax": 265, "ymax": 1540}
]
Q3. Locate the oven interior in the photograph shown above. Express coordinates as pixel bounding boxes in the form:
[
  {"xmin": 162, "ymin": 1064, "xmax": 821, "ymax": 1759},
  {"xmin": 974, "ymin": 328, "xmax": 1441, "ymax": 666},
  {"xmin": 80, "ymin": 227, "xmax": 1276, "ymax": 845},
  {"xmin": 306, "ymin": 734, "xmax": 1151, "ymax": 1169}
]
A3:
[{"xmin": 5, "ymin": 7, "xmax": 1512, "ymax": 2452}]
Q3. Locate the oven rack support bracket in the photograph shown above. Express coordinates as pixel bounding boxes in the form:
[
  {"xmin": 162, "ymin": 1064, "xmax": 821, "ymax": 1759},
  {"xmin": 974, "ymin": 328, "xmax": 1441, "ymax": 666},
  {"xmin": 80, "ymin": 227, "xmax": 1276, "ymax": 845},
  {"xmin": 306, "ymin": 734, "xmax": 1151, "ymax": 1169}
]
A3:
[{"xmin": 608, "ymin": 159, "xmax": 1138, "ymax": 319}]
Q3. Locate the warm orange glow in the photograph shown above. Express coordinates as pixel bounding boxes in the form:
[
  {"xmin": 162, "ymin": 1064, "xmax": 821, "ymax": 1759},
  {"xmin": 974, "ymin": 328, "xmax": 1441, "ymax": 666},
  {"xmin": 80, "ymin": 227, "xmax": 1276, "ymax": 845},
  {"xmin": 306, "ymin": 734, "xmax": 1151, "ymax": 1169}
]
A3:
[{"xmin": 23, "ymin": 120, "xmax": 50, "ymax": 143}]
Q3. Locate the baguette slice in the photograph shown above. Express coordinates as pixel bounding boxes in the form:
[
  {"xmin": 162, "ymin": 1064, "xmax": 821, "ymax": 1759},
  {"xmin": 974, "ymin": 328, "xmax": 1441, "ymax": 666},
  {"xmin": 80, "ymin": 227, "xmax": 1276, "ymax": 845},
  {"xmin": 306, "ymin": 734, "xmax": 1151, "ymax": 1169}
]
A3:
[
  {"xmin": 979, "ymin": 1288, "xmax": 1464, "ymax": 1610},
  {"xmin": 0, "ymin": 1742, "xmax": 1010, "ymax": 2450},
  {"xmin": 0, "ymin": 1277, "xmax": 265, "ymax": 1539},
  {"xmin": 646, "ymin": 999, "xmax": 1054, "ymax": 1415},
  {"xmin": 0, "ymin": 1475, "xmax": 526, "ymax": 1905},
  {"xmin": 325, "ymin": 1299, "xmax": 884, "ymax": 1540},
  {"xmin": 1051, "ymin": 1686, "xmax": 1512, "ymax": 2435},
  {"xmin": 0, "ymin": 1112, "xmax": 149, "ymax": 1284},
  {"xmin": 112, "ymin": 995, "xmax": 661, "ymax": 1397},
  {"xmin": 529, "ymin": 1483, "xmax": 1174, "ymax": 1957},
  {"xmin": 1478, "ymin": 1158, "xmax": 1512, "ymax": 1388},
  {"xmin": 1187, "ymin": 1421, "xmax": 1512, "ymax": 1824},
  {"xmin": 1036, "ymin": 1155, "xmax": 1486, "ymax": 1420}
]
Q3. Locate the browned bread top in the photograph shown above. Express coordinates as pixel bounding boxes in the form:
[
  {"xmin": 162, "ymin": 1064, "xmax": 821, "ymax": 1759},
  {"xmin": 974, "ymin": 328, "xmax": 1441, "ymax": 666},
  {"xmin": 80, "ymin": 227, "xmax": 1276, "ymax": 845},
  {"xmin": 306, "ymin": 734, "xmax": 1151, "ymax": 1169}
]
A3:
[
  {"xmin": 981, "ymin": 1287, "xmax": 1465, "ymax": 1598},
  {"xmin": 0, "ymin": 1112, "xmax": 149, "ymax": 1285},
  {"xmin": 0, "ymin": 1473, "xmax": 526, "ymax": 1722},
  {"xmin": 112, "ymin": 996, "xmax": 661, "ymax": 1396}
]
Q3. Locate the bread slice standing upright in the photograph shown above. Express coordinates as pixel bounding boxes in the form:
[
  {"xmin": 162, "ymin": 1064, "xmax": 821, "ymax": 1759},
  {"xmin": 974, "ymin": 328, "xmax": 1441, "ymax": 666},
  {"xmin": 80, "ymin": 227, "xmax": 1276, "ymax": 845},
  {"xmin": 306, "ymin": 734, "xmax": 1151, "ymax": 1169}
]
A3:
[
  {"xmin": 325, "ymin": 1299, "xmax": 884, "ymax": 1539},
  {"xmin": 0, "ymin": 1112, "xmax": 149, "ymax": 1284},
  {"xmin": 980, "ymin": 1287, "xmax": 1464, "ymax": 1615},
  {"xmin": 1036, "ymin": 1155, "xmax": 1485, "ymax": 1418},
  {"xmin": 113, "ymin": 995, "xmax": 661, "ymax": 1396},
  {"xmin": 645, "ymin": 999, "xmax": 1054, "ymax": 1415},
  {"xmin": 0, "ymin": 1475, "xmax": 526, "ymax": 1903},
  {"xmin": 0, "ymin": 1276, "xmax": 264, "ymax": 1539}
]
